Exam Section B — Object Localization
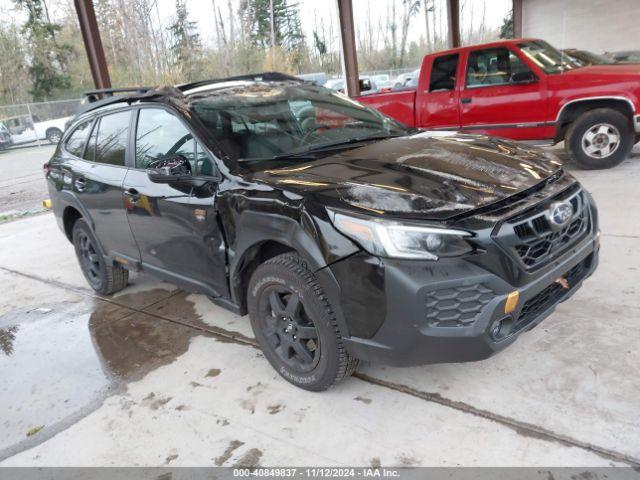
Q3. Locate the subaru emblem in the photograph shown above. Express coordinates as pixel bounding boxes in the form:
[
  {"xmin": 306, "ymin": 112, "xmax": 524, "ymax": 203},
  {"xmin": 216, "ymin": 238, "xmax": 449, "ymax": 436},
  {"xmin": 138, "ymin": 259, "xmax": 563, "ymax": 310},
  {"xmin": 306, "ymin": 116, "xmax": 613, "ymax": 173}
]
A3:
[{"xmin": 548, "ymin": 201, "xmax": 573, "ymax": 229}]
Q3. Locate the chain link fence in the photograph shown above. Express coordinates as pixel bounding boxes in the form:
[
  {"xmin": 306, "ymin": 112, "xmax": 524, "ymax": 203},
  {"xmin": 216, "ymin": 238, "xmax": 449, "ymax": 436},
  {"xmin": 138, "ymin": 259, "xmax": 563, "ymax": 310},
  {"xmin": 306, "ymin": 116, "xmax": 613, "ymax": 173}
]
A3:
[{"xmin": 0, "ymin": 99, "xmax": 81, "ymax": 152}]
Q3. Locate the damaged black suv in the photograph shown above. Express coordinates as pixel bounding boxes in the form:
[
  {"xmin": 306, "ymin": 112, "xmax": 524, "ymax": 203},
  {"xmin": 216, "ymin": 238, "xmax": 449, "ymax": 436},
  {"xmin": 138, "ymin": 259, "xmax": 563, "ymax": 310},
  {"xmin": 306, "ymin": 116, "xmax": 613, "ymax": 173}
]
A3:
[{"xmin": 46, "ymin": 73, "xmax": 600, "ymax": 391}]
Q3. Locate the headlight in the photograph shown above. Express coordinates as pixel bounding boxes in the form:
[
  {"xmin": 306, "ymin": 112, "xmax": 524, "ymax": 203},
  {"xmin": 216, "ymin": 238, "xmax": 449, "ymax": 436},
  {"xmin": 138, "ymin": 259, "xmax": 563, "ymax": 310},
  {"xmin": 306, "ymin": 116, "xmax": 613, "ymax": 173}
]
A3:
[{"xmin": 329, "ymin": 210, "xmax": 474, "ymax": 260}]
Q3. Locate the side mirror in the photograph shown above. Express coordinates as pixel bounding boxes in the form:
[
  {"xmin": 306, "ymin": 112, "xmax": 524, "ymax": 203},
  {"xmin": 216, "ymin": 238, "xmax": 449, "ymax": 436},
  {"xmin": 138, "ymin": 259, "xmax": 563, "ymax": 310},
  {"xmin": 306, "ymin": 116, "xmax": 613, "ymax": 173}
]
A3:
[
  {"xmin": 146, "ymin": 155, "xmax": 218, "ymax": 188},
  {"xmin": 510, "ymin": 71, "xmax": 537, "ymax": 85}
]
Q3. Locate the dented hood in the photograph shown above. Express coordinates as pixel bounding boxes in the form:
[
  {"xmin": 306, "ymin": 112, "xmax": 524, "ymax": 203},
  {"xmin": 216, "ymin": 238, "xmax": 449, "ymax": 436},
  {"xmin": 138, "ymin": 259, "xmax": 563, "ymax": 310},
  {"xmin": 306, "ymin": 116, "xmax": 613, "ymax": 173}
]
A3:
[{"xmin": 255, "ymin": 132, "xmax": 562, "ymax": 220}]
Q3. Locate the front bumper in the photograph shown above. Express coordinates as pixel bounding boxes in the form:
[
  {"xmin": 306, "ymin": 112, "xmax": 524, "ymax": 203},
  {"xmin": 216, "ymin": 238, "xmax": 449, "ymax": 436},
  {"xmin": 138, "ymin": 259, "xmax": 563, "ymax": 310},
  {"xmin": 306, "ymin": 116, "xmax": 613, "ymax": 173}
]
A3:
[{"xmin": 332, "ymin": 225, "xmax": 599, "ymax": 367}]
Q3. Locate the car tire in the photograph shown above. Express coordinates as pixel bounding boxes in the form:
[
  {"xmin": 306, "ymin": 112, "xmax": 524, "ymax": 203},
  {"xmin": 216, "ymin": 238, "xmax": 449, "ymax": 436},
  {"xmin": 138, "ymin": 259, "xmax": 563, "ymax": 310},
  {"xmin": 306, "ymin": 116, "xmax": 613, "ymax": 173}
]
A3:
[
  {"xmin": 46, "ymin": 128, "xmax": 63, "ymax": 144},
  {"xmin": 72, "ymin": 218, "xmax": 128, "ymax": 295},
  {"xmin": 565, "ymin": 108, "xmax": 633, "ymax": 169},
  {"xmin": 247, "ymin": 252, "xmax": 358, "ymax": 391}
]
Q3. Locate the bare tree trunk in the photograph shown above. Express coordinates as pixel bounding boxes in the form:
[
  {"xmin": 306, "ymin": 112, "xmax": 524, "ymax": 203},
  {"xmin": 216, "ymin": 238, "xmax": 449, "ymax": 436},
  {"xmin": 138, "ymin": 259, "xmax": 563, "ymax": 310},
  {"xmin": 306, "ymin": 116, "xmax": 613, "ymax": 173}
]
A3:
[
  {"xmin": 212, "ymin": 0, "xmax": 220, "ymax": 49},
  {"xmin": 424, "ymin": 0, "xmax": 431, "ymax": 51}
]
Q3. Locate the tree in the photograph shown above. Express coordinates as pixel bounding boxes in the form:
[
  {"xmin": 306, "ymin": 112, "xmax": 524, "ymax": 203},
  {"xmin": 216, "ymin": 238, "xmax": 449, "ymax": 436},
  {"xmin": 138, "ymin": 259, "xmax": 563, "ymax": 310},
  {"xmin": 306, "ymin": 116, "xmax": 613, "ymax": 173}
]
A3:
[
  {"xmin": 13, "ymin": 0, "xmax": 72, "ymax": 100},
  {"xmin": 239, "ymin": 0, "xmax": 307, "ymax": 71},
  {"xmin": 0, "ymin": 21, "xmax": 31, "ymax": 104},
  {"xmin": 499, "ymin": 9, "xmax": 514, "ymax": 39},
  {"xmin": 167, "ymin": 0, "xmax": 202, "ymax": 80},
  {"xmin": 399, "ymin": 0, "xmax": 420, "ymax": 67}
]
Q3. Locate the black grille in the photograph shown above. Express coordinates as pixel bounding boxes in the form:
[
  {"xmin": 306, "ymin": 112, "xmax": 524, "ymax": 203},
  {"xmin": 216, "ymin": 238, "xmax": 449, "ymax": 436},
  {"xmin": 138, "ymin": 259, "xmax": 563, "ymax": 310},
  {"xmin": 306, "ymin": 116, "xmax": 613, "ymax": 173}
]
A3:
[
  {"xmin": 426, "ymin": 283, "xmax": 495, "ymax": 328},
  {"xmin": 500, "ymin": 189, "xmax": 590, "ymax": 269},
  {"xmin": 516, "ymin": 261, "xmax": 588, "ymax": 329}
]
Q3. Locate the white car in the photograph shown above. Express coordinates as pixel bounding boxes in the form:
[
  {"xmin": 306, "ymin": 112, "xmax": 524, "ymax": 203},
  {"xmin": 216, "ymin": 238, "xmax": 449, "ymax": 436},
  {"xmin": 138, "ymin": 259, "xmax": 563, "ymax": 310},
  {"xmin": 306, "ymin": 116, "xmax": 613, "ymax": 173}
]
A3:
[
  {"xmin": 32, "ymin": 115, "xmax": 70, "ymax": 144},
  {"xmin": 3, "ymin": 114, "xmax": 70, "ymax": 145}
]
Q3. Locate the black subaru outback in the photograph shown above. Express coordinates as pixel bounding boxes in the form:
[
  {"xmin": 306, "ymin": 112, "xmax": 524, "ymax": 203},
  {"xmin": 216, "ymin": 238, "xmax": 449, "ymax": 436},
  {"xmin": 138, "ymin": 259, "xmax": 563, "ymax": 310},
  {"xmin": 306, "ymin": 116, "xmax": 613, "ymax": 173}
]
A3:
[{"xmin": 45, "ymin": 73, "xmax": 600, "ymax": 391}]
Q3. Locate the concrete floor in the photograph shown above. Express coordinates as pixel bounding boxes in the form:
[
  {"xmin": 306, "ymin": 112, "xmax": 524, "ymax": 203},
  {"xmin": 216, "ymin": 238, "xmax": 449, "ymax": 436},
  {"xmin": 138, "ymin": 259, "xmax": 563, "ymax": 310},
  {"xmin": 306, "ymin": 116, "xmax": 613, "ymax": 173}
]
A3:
[
  {"xmin": 0, "ymin": 146, "xmax": 639, "ymax": 467},
  {"xmin": 0, "ymin": 146, "xmax": 56, "ymax": 220}
]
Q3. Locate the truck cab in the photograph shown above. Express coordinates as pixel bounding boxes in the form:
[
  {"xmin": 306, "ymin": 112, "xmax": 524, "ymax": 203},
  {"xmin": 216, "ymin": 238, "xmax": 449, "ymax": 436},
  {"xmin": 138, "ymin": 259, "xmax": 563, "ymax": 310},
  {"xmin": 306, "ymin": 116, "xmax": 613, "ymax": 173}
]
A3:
[{"xmin": 360, "ymin": 38, "xmax": 640, "ymax": 169}]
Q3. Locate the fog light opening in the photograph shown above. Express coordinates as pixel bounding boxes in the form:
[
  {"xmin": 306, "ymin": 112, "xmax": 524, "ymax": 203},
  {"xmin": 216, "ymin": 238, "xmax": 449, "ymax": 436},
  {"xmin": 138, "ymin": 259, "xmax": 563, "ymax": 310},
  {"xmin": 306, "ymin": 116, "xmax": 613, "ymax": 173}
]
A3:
[{"xmin": 490, "ymin": 316, "xmax": 514, "ymax": 341}]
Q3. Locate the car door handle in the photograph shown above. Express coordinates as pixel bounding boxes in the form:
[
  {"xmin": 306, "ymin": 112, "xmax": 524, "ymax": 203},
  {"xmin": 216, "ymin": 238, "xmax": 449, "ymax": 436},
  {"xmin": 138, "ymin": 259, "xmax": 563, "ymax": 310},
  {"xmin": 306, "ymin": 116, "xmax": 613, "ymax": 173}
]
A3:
[
  {"xmin": 460, "ymin": 97, "xmax": 472, "ymax": 104},
  {"xmin": 124, "ymin": 188, "xmax": 140, "ymax": 204},
  {"xmin": 74, "ymin": 177, "xmax": 86, "ymax": 192}
]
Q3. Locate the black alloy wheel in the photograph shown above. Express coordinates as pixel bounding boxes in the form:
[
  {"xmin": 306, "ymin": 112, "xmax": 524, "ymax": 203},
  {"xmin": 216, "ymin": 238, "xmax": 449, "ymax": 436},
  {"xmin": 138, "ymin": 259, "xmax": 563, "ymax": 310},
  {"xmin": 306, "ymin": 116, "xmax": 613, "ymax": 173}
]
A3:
[
  {"xmin": 72, "ymin": 218, "xmax": 129, "ymax": 295},
  {"xmin": 77, "ymin": 229, "xmax": 102, "ymax": 287},
  {"xmin": 257, "ymin": 286, "xmax": 320, "ymax": 372}
]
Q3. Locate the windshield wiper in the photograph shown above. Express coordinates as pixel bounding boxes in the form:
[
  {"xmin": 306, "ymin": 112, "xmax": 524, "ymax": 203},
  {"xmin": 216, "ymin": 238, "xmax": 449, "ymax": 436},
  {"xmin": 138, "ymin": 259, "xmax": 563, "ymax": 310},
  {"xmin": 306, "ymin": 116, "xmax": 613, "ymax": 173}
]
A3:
[
  {"xmin": 239, "ymin": 132, "xmax": 407, "ymax": 163},
  {"xmin": 304, "ymin": 131, "xmax": 406, "ymax": 153}
]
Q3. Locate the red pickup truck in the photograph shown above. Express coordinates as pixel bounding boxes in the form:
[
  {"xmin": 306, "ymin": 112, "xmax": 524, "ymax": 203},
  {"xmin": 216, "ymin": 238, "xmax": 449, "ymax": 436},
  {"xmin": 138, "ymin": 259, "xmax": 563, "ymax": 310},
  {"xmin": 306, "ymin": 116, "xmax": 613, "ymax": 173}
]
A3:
[{"xmin": 359, "ymin": 38, "xmax": 640, "ymax": 169}]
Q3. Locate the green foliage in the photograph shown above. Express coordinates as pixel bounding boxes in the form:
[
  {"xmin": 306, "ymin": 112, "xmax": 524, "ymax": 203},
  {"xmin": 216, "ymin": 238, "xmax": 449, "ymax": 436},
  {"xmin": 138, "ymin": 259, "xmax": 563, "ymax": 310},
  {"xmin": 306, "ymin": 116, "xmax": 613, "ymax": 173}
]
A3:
[
  {"xmin": 499, "ymin": 10, "xmax": 514, "ymax": 39},
  {"xmin": 13, "ymin": 0, "xmax": 72, "ymax": 101},
  {"xmin": 239, "ymin": 0, "xmax": 307, "ymax": 70},
  {"xmin": 0, "ymin": 21, "xmax": 31, "ymax": 104},
  {"xmin": 167, "ymin": 0, "xmax": 202, "ymax": 80}
]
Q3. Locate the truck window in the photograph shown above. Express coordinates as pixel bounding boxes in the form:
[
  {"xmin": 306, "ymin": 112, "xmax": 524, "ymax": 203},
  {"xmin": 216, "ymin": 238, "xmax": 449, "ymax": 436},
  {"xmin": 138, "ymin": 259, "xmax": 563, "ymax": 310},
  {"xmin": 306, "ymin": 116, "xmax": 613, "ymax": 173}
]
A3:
[
  {"xmin": 430, "ymin": 54, "xmax": 459, "ymax": 92},
  {"xmin": 466, "ymin": 47, "xmax": 532, "ymax": 88}
]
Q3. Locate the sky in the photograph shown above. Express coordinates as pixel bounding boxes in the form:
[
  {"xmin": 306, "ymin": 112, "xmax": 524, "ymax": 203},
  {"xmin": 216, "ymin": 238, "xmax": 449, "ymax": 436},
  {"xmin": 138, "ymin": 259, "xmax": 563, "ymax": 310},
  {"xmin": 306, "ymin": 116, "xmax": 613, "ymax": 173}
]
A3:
[{"xmin": 0, "ymin": 0, "xmax": 512, "ymax": 50}]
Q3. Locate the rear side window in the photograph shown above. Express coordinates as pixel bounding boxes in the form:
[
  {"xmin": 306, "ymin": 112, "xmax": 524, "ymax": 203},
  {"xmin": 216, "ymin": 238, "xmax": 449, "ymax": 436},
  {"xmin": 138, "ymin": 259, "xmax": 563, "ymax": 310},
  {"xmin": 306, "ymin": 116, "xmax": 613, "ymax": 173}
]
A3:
[
  {"xmin": 466, "ymin": 47, "xmax": 532, "ymax": 88},
  {"xmin": 429, "ymin": 54, "xmax": 458, "ymax": 92},
  {"xmin": 65, "ymin": 120, "xmax": 93, "ymax": 157},
  {"xmin": 94, "ymin": 111, "xmax": 130, "ymax": 166}
]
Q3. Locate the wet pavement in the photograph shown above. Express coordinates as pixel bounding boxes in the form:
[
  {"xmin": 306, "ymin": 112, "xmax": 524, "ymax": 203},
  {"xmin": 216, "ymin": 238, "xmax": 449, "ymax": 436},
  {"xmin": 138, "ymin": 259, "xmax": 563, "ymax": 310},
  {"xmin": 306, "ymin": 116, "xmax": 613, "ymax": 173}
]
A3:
[{"xmin": 0, "ymin": 153, "xmax": 639, "ymax": 466}]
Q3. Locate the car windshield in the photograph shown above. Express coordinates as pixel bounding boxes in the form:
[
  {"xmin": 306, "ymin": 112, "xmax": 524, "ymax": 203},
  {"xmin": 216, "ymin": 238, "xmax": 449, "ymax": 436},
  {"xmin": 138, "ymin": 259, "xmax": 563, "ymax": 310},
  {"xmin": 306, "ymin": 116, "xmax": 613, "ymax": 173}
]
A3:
[
  {"xmin": 519, "ymin": 40, "xmax": 581, "ymax": 74},
  {"xmin": 188, "ymin": 82, "xmax": 409, "ymax": 166}
]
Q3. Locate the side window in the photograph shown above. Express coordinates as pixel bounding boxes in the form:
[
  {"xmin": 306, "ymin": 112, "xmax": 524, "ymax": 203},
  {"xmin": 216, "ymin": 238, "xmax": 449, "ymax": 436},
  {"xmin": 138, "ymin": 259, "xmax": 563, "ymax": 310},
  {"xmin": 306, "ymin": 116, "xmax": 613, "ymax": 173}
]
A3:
[
  {"xmin": 65, "ymin": 119, "xmax": 93, "ymax": 157},
  {"xmin": 94, "ymin": 110, "xmax": 130, "ymax": 166},
  {"xmin": 429, "ymin": 54, "xmax": 459, "ymax": 92},
  {"xmin": 466, "ymin": 47, "xmax": 533, "ymax": 88},
  {"xmin": 195, "ymin": 143, "xmax": 214, "ymax": 176},
  {"xmin": 135, "ymin": 108, "xmax": 195, "ymax": 170}
]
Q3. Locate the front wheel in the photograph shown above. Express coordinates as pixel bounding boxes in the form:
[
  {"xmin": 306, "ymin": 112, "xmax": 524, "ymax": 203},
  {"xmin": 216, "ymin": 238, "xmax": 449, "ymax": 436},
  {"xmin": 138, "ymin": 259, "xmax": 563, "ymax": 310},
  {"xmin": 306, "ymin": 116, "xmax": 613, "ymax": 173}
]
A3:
[
  {"xmin": 247, "ymin": 253, "xmax": 358, "ymax": 391},
  {"xmin": 72, "ymin": 218, "xmax": 129, "ymax": 295},
  {"xmin": 565, "ymin": 108, "xmax": 633, "ymax": 169}
]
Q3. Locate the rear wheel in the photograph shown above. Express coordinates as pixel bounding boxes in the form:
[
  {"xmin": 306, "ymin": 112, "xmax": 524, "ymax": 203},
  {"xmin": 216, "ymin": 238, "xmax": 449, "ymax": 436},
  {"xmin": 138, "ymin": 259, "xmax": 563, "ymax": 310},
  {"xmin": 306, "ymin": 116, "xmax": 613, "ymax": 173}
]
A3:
[
  {"xmin": 247, "ymin": 253, "xmax": 358, "ymax": 391},
  {"xmin": 72, "ymin": 218, "xmax": 128, "ymax": 295},
  {"xmin": 565, "ymin": 108, "xmax": 633, "ymax": 169}
]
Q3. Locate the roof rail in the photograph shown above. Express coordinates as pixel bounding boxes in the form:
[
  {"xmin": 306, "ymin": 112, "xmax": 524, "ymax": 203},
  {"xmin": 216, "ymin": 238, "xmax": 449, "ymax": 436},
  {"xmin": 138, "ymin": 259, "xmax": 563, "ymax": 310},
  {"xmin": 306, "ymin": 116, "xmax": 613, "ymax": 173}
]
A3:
[
  {"xmin": 176, "ymin": 72, "xmax": 304, "ymax": 92},
  {"xmin": 75, "ymin": 86, "xmax": 160, "ymax": 118},
  {"xmin": 82, "ymin": 86, "xmax": 155, "ymax": 103}
]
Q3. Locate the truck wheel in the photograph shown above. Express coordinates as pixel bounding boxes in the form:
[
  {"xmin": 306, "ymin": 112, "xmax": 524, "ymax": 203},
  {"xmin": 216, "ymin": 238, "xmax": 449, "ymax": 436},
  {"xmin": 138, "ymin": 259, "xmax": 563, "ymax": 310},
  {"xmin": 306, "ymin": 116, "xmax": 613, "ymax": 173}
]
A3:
[
  {"xmin": 565, "ymin": 108, "xmax": 633, "ymax": 169},
  {"xmin": 247, "ymin": 252, "xmax": 358, "ymax": 391},
  {"xmin": 46, "ymin": 128, "xmax": 63, "ymax": 144},
  {"xmin": 72, "ymin": 218, "xmax": 128, "ymax": 295}
]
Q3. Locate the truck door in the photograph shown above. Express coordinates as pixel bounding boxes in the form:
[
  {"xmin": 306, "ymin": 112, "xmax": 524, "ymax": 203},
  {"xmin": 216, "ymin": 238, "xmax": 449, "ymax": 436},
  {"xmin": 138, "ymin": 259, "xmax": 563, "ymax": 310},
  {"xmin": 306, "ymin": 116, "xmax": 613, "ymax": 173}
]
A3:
[
  {"xmin": 458, "ymin": 46, "xmax": 549, "ymax": 140},
  {"xmin": 416, "ymin": 53, "xmax": 461, "ymax": 130}
]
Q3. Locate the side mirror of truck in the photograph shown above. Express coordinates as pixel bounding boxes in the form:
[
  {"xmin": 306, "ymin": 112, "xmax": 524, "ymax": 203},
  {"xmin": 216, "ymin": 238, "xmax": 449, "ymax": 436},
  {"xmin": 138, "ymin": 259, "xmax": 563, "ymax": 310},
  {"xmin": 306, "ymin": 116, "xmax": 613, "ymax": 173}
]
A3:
[{"xmin": 510, "ymin": 71, "xmax": 537, "ymax": 85}]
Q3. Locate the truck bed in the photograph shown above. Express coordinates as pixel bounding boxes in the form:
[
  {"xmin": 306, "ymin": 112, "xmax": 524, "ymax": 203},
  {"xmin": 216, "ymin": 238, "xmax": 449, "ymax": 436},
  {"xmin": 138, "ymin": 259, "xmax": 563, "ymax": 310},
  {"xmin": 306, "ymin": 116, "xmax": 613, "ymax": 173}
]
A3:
[{"xmin": 358, "ymin": 88, "xmax": 416, "ymax": 127}]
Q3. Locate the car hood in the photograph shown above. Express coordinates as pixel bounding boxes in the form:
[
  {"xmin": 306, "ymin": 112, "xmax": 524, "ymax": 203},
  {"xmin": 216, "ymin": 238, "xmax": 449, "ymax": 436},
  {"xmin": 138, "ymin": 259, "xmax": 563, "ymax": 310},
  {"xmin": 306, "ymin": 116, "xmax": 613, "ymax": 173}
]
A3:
[
  {"xmin": 560, "ymin": 64, "xmax": 640, "ymax": 78},
  {"xmin": 253, "ymin": 132, "xmax": 562, "ymax": 220}
]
